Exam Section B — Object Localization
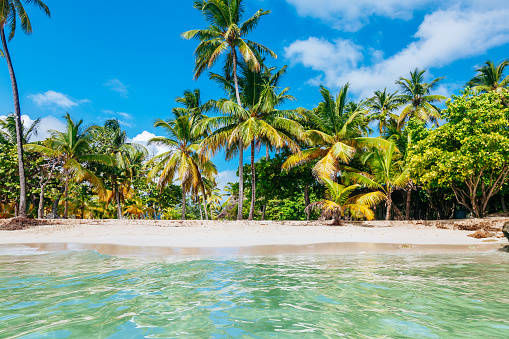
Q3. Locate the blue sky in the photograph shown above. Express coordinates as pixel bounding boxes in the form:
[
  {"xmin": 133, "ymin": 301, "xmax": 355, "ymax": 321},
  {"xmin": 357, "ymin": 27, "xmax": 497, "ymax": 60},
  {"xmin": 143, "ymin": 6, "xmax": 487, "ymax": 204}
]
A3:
[{"xmin": 1, "ymin": 0, "xmax": 509, "ymax": 188}]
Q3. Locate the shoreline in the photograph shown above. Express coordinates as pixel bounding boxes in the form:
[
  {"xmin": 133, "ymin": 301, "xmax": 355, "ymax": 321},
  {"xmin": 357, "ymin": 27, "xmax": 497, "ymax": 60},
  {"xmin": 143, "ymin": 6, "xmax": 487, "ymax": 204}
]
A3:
[{"xmin": 0, "ymin": 219, "xmax": 507, "ymax": 255}]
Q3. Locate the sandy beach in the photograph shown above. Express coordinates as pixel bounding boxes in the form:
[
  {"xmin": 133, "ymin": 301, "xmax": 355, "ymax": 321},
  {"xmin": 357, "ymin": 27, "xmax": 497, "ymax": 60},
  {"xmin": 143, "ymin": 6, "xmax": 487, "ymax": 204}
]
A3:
[{"xmin": 1, "ymin": 218, "xmax": 508, "ymax": 256}]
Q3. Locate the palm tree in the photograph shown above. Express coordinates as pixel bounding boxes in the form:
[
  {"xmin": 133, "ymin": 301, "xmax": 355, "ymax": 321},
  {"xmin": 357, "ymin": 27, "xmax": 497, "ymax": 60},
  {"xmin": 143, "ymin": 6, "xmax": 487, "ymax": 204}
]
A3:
[
  {"xmin": 24, "ymin": 113, "xmax": 113, "ymax": 218},
  {"xmin": 0, "ymin": 114, "xmax": 40, "ymax": 144},
  {"xmin": 1, "ymin": 0, "xmax": 50, "ymax": 217},
  {"xmin": 283, "ymin": 84, "xmax": 378, "ymax": 180},
  {"xmin": 174, "ymin": 89, "xmax": 213, "ymax": 120},
  {"xmin": 145, "ymin": 114, "xmax": 217, "ymax": 220},
  {"xmin": 182, "ymin": 0, "xmax": 276, "ymax": 220},
  {"xmin": 395, "ymin": 68, "xmax": 446, "ymax": 129},
  {"xmin": 90, "ymin": 119, "xmax": 147, "ymax": 219},
  {"xmin": 367, "ymin": 89, "xmax": 405, "ymax": 134},
  {"xmin": 350, "ymin": 142, "xmax": 410, "ymax": 220},
  {"xmin": 306, "ymin": 178, "xmax": 384, "ymax": 225},
  {"xmin": 203, "ymin": 64, "xmax": 302, "ymax": 219},
  {"xmin": 467, "ymin": 60, "xmax": 509, "ymax": 93}
]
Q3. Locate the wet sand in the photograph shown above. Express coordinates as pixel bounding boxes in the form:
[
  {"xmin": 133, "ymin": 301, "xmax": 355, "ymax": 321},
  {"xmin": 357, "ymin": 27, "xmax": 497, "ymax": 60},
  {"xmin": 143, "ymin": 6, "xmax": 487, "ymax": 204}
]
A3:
[{"xmin": 0, "ymin": 219, "xmax": 507, "ymax": 255}]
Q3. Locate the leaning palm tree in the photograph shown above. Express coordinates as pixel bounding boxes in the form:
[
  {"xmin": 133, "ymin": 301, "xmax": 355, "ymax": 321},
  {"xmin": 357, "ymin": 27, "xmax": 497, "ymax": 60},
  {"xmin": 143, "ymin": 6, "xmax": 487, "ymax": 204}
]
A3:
[
  {"xmin": 145, "ymin": 114, "xmax": 217, "ymax": 220},
  {"xmin": 306, "ymin": 178, "xmax": 384, "ymax": 225},
  {"xmin": 182, "ymin": 0, "xmax": 276, "ymax": 220},
  {"xmin": 283, "ymin": 84, "xmax": 379, "ymax": 180},
  {"xmin": 1, "ymin": 0, "xmax": 50, "ymax": 217},
  {"xmin": 24, "ymin": 113, "xmax": 113, "ymax": 218},
  {"xmin": 467, "ymin": 60, "xmax": 509, "ymax": 93},
  {"xmin": 395, "ymin": 68, "xmax": 446, "ymax": 129},
  {"xmin": 0, "ymin": 113, "xmax": 40, "ymax": 144},
  {"xmin": 367, "ymin": 89, "xmax": 405, "ymax": 134},
  {"xmin": 348, "ymin": 141, "xmax": 410, "ymax": 220}
]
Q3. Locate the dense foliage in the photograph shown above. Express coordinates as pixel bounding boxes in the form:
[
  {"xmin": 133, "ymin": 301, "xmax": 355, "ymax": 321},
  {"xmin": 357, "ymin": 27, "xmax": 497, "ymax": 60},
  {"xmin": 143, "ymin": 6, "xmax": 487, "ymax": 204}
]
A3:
[{"xmin": 1, "ymin": 0, "xmax": 508, "ymax": 221}]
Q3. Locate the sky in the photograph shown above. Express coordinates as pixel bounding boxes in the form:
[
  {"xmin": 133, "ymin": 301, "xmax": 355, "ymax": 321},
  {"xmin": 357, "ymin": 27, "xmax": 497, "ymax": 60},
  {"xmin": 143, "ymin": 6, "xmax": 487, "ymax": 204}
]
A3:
[{"xmin": 1, "ymin": 0, "xmax": 509, "ymax": 191}]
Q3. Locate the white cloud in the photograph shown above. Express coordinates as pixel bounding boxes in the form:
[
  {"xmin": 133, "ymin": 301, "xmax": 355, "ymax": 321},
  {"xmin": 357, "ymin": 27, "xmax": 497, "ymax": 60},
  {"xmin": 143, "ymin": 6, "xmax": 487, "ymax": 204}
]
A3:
[
  {"xmin": 129, "ymin": 131, "xmax": 172, "ymax": 158},
  {"xmin": 29, "ymin": 90, "xmax": 90, "ymax": 109},
  {"xmin": 285, "ymin": 8, "xmax": 509, "ymax": 98},
  {"xmin": 285, "ymin": 0, "xmax": 509, "ymax": 32},
  {"xmin": 0, "ymin": 114, "xmax": 66, "ymax": 142},
  {"xmin": 104, "ymin": 78, "xmax": 129, "ymax": 98}
]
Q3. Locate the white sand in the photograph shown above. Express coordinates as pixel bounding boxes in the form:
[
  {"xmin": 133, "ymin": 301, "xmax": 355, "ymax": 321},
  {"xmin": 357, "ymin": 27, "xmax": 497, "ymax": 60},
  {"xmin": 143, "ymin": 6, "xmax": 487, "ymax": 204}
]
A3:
[{"xmin": 0, "ymin": 219, "xmax": 507, "ymax": 252}]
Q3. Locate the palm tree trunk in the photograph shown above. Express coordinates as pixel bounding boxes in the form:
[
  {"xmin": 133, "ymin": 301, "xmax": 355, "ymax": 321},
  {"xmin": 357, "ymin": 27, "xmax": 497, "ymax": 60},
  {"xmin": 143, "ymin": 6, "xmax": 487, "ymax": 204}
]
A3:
[
  {"xmin": 198, "ymin": 198, "xmax": 203, "ymax": 220},
  {"xmin": 64, "ymin": 173, "xmax": 69, "ymax": 218},
  {"xmin": 304, "ymin": 184, "xmax": 311, "ymax": 221},
  {"xmin": 1, "ymin": 27, "xmax": 27, "ymax": 218},
  {"xmin": 405, "ymin": 181, "xmax": 413, "ymax": 220},
  {"xmin": 51, "ymin": 186, "xmax": 65, "ymax": 218},
  {"xmin": 266, "ymin": 146, "xmax": 269, "ymax": 160},
  {"xmin": 181, "ymin": 184, "xmax": 186, "ymax": 220},
  {"xmin": 116, "ymin": 189, "xmax": 122, "ymax": 220},
  {"xmin": 249, "ymin": 140, "xmax": 256, "ymax": 220},
  {"xmin": 261, "ymin": 203, "xmax": 266, "ymax": 220},
  {"xmin": 501, "ymin": 195, "xmax": 507, "ymax": 213},
  {"xmin": 386, "ymin": 187, "xmax": 392, "ymax": 221},
  {"xmin": 203, "ymin": 193, "xmax": 208, "ymax": 220},
  {"xmin": 232, "ymin": 48, "xmax": 244, "ymax": 221}
]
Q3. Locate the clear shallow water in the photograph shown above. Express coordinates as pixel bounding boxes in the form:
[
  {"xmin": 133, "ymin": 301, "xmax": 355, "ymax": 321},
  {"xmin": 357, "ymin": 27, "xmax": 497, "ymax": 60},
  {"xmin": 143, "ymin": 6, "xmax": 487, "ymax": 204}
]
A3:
[{"xmin": 0, "ymin": 248, "xmax": 508, "ymax": 338}]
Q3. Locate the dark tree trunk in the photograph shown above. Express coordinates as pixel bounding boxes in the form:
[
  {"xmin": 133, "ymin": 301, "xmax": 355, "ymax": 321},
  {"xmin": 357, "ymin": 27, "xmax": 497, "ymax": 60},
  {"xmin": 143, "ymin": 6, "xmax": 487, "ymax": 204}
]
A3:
[
  {"xmin": 502, "ymin": 195, "xmax": 507, "ymax": 213},
  {"xmin": 304, "ymin": 184, "xmax": 310, "ymax": 221},
  {"xmin": 1, "ymin": 27, "xmax": 27, "ymax": 217},
  {"xmin": 181, "ymin": 184, "xmax": 186, "ymax": 220},
  {"xmin": 232, "ymin": 48, "xmax": 244, "ymax": 221},
  {"xmin": 249, "ymin": 140, "xmax": 256, "ymax": 220},
  {"xmin": 405, "ymin": 181, "xmax": 414, "ymax": 220},
  {"xmin": 261, "ymin": 203, "xmax": 266, "ymax": 220}
]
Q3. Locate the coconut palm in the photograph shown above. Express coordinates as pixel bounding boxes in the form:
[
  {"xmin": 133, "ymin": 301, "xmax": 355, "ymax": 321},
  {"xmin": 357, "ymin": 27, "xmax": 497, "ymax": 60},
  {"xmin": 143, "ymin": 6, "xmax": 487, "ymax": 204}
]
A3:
[
  {"xmin": 24, "ymin": 113, "xmax": 113, "ymax": 218},
  {"xmin": 395, "ymin": 68, "xmax": 446, "ymax": 129},
  {"xmin": 306, "ymin": 178, "xmax": 384, "ymax": 225},
  {"xmin": 367, "ymin": 89, "xmax": 405, "ymax": 134},
  {"xmin": 467, "ymin": 60, "xmax": 509, "ymax": 93},
  {"xmin": 182, "ymin": 0, "xmax": 276, "ymax": 220},
  {"xmin": 145, "ymin": 114, "xmax": 217, "ymax": 220},
  {"xmin": 283, "ymin": 84, "xmax": 380, "ymax": 180},
  {"xmin": 0, "ymin": 114, "xmax": 40, "ymax": 144},
  {"xmin": 1, "ymin": 0, "xmax": 50, "ymax": 217},
  {"xmin": 348, "ymin": 141, "xmax": 410, "ymax": 220},
  {"xmin": 174, "ymin": 89, "xmax": 213, "ymax": 120},
  {"xmin": 90, "ymin": 119, "xmax": 147, "ymax": 219},
  {"xmin": 204, "ymin": 63, "xmax": 302, "ymax": 219}
]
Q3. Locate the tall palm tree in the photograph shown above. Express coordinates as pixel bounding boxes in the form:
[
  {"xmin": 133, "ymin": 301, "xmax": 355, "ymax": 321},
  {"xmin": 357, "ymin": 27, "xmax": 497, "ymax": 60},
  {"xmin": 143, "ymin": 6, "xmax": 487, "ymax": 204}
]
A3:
[
  {"xmin": 283, "ymin": 84, "xmax": 379, "ymax": 180},
  {"xmin": 90, "ymin": 119, "xmax": 147, "ymax": 219},
  {"xmin": 204, "ymin": 64, "xmax": 302, "ymax": 219},
  {"xmin": 306, "ymin": 178, "xmax": 384, "ymax": 225},
  {"xmin": 349, "ymin": 142, "xmax": 410, "ymax": 220},
  {"xmin": 367, "ymin": 89, "xmax": 405, "ymax": 134},
  {"xmin": 182, "ymin": 0, "xmax": 276, "ymax": 220},
  {"xmin": 24, "ymin": 113, "xmax": 113, "ymax": 218},
  {"xmin": 1, "ymin": 0, "xmax": 50, "ymax": 217},
  {"xmin": 467, "ymin": 60, "xmax": 509, "ymax": 93},
  {"xmin": 395, "ymin": 68, "xmax": 446, "ymax": 129},
  {"xmin": 0, "ymin": 113, "xmax": 40, "ymax": 144},
  {"xmin": 145, "ymin": 114, "xmax": 217, "ymax": 220}
]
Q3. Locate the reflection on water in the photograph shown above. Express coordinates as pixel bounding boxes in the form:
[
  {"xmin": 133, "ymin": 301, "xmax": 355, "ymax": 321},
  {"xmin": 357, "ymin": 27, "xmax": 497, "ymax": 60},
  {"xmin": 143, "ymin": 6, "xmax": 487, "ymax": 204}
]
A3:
[{"xmin": 0, "ymin": 248, "xmax": 508, "ymax": 338}]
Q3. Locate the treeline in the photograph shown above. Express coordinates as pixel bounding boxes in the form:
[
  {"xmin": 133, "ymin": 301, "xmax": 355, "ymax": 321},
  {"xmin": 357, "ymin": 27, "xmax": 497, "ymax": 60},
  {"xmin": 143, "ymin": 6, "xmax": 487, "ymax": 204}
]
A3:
[{"xmin": 1, "ymin": 0, "xmax": 508, "ymax": 221}]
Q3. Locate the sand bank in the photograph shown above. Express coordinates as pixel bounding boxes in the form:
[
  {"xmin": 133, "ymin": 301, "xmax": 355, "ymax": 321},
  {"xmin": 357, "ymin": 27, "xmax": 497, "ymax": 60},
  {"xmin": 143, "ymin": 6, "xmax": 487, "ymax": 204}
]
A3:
[{"xmin": 0, "ymin": 219, "xmax": 507, "ymax": 255}]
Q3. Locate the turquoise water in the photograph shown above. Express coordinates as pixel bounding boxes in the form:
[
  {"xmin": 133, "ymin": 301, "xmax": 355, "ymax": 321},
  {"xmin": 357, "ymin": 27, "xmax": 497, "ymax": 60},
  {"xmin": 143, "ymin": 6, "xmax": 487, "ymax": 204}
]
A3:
[{"xmin": 0, "ymin": 248, "xmax": 508, "ymax": 338}]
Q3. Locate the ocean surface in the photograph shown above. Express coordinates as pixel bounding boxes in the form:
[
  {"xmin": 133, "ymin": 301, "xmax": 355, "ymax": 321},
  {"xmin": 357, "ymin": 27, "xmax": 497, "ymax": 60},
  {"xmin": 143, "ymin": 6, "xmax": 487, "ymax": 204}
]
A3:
[{"xmin": 0, "ymin": 246, "xmax": 508, "ymax": 338}]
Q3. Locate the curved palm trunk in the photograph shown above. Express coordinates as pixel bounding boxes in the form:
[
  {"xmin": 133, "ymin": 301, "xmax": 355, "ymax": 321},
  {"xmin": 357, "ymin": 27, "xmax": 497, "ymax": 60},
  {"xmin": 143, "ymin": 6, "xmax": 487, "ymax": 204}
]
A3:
[
  {"xmin": 1, "ymin": 27, "xmax": 27, "ymax": 218},
  {"xmin": 249, "ymin": 140, "xmax": 256, "ymax": 220},
  {"xmin": 181, "ymin": 184, "xmax": 186, "ymax": 220},
  {"xmin": 304, "ymin": 184, "xmax": 310, "ymax": 221},
  {"xmin": 232, "ymin": 48, "xmax": 244, "ymax": 221}
]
